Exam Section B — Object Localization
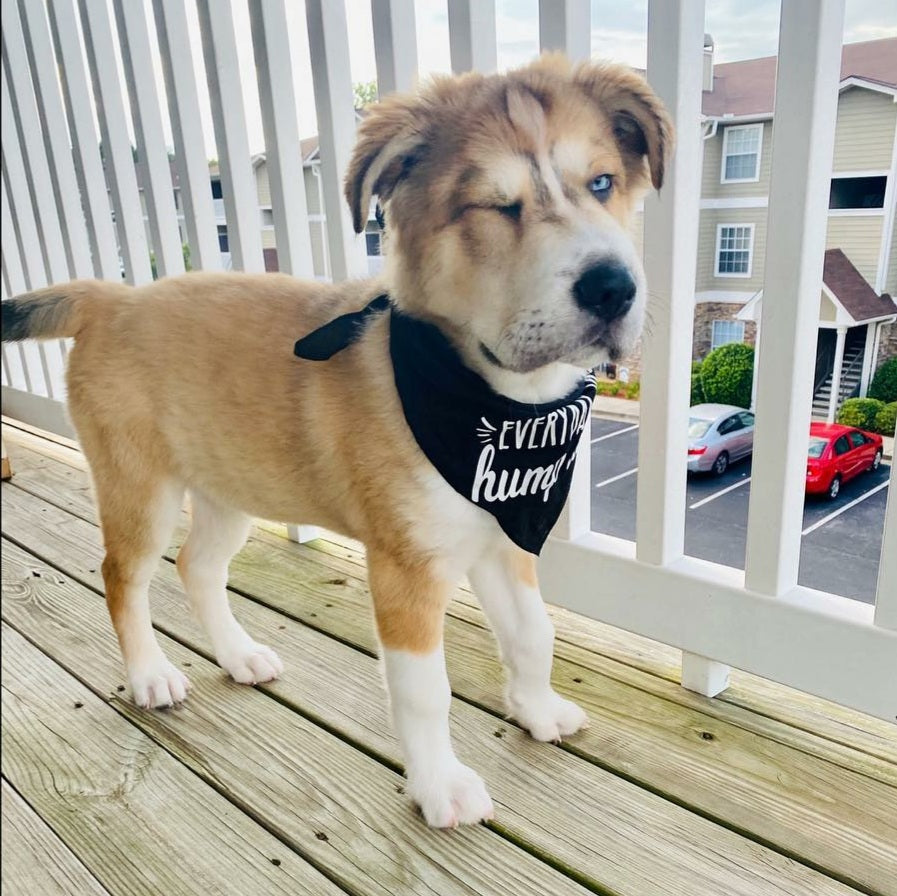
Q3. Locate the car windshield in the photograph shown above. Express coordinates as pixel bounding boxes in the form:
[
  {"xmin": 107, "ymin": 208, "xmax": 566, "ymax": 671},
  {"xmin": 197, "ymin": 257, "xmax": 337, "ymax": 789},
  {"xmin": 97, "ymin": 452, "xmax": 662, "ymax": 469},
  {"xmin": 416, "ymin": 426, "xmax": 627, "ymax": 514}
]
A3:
[
  {"xmin": 688, "ymin": 418, "xmax": 712, "ymax": 439},
  {"xmin": 807, "ymin": 437, "xmax": 828, "ymax": 459}
]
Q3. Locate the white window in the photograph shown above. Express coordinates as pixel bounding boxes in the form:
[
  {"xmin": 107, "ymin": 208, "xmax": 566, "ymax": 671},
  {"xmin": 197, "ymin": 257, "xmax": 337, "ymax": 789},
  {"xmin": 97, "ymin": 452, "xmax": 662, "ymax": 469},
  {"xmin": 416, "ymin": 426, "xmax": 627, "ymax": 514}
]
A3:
[
  {"xmin": 721, "ymin": 124, "xmax": 763, "ymax": 183},
  {"xmin": 715, "ymin": 224, "xmax": 754, "ymax": 277},
  {"xmin": 711, "ymin": 319, "xmax": 745, "ymax": 350}
]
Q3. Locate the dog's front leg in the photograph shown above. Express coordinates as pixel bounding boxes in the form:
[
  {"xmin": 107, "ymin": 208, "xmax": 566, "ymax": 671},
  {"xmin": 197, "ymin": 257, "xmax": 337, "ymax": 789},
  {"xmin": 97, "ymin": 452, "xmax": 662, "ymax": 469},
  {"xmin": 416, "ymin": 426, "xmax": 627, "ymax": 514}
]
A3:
[
  {"xmin": 369, "ymin": 550, "xmax": 494, "ymax": 828},
  {"xmin": 468, "ymin": 547, "xmax": 588, "ymax": 743}
]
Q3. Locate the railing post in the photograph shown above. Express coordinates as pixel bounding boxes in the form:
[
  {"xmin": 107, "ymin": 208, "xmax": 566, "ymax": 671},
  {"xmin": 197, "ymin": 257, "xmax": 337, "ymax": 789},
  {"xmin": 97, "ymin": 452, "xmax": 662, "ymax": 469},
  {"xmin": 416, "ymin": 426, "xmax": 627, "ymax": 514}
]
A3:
[
  {"xmin": 152, "ymin": 0, "xmax": 221, "ymax": 273},
  {"xmin": 305, "ymin": 0, "xmax": 368, "ymax": 281},
  {"xmin": 873, "ymin": 458, "xmax": 897, "ymax": 631},
  {"xmin": 371, "ymin": 0, "xmax": 419, "ymax": 96},
  {"xmin": 538, "ymin": 0, "xmax": 590, "ymax": 62},
  {"xmin": 744, "ymin": 0, "xmax": 845, "ymax": 597},
  {"xmin": 447, "ymin": 0, "xmax": 496, "ymax": 74},
  {"xmin": 1, "ymin": 71, "xmax": 56, "ymax": 397},
  {"xmin": 17, "ymin": 0, "xmax": 94, "ymax": 280},
  {"xmin": 113, "ymin": 0, "xmax": 185, "ymax": 279},
  {"xmin": 78, "ymin": 0, "xmax": 153, "ymax": 285},
  {"xmin": 46, "ymin": 0, "xmax": 121, "ymax": 281},
  {"xmin": 195, "ymin": 0, "xmax": 265, "ymax": 273},
  {"xmin": 638, "ymin": 0, "xmax": 719, "ymax": 696},
  {"xmin": 248, "ymin": 0, "xmax": 315, "ymax": 279}
]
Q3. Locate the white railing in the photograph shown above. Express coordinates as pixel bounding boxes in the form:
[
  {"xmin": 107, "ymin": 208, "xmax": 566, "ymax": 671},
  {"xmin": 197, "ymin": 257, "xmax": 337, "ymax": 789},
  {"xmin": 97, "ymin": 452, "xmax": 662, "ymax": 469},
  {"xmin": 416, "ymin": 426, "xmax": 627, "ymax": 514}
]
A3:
[{"xmin": 1, "ymin": 0, "xmax": 895, "ymax": 721}]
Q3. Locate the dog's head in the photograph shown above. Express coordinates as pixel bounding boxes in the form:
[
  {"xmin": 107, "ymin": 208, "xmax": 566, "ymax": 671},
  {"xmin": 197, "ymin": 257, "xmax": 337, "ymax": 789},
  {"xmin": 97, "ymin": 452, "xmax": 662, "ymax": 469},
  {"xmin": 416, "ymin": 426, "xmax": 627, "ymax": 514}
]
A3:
[{"xmin": 345, "ymin": 55, "xmax": 672, "ymax": 383}]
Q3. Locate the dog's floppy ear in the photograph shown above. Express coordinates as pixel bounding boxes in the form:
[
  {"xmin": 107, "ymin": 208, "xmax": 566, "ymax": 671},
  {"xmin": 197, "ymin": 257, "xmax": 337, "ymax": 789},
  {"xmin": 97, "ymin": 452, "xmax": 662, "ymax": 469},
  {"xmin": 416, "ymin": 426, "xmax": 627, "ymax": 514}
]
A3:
[
  {"xmin": 575, "ymin": 64, "xmax": 674, "ymax": 190},
  {"xmin": 344, "ymin": 94, "xmax": 428, "ymax": 234}
]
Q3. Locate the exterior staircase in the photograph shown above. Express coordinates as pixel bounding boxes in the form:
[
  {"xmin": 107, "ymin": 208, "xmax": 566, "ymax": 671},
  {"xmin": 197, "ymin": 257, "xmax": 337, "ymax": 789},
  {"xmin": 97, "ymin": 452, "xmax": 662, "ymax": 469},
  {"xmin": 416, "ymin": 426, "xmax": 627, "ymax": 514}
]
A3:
[{"xmin": 811, "ymin": 331, "xmax": 865, "ymax": 419}]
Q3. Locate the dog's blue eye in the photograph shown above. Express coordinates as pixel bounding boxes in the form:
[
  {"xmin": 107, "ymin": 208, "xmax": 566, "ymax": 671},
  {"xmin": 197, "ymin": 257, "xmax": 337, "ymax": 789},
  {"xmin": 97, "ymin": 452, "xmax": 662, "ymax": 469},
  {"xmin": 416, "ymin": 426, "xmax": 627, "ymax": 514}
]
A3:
[{"xmin": 589, "ymin": 174, "xmax": 613, "ymax": 199}]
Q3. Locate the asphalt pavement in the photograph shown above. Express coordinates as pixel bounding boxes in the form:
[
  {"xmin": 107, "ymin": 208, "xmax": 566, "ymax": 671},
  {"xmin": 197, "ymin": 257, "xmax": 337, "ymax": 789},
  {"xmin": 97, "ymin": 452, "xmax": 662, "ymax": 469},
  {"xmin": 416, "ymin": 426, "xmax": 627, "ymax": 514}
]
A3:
[{"xmin": 589, "ymin": 417, "xmax": 890, "ymax": 604}]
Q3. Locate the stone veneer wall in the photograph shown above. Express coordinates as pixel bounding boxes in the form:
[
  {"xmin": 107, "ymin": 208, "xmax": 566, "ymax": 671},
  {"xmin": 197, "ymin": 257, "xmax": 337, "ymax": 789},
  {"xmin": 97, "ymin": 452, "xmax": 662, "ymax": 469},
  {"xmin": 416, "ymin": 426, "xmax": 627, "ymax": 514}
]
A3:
[
  {"xmin": 692, "ymin": 302, "xmax": 757, "ymax": 361},
  {"xmin": 615, "ymin": 302, "xmax": 758, "ymax": 379},
  {"xmin": 875, "ymin": 321, "xmax": 897, "ymax": 368}
]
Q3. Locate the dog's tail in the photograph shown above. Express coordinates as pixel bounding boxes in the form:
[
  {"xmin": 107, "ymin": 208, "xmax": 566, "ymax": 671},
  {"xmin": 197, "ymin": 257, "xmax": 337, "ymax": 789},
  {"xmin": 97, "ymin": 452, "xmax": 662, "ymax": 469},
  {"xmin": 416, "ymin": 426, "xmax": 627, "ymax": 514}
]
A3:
[{"xmin": 1, "ymin": 279, "xmax": 130, "ymax": 342}]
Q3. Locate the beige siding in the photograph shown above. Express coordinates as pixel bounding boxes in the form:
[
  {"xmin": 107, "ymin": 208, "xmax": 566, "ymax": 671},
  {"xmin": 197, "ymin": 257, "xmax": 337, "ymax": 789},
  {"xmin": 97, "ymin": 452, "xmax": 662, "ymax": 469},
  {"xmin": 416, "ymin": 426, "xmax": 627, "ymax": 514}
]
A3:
[
  {"xmin": 261, "ymin": 228, "xmax": 277, "ymax": 250},
  {"xmin": 701, "ymin": 122, "xmax": 773, "ymax": 198},
  {"xmin": 304, "ymin": 166, "xmax": 322, "ymax": 214},
  {"xmin": 255, "ymin": 162, "xmax": 272, "ymax": 207},
  {"xmin": 825, "ymin": 215, "xmax": 883, "ymax": 283},
  {"xmin": 695, "ymin": 207, "xmax": 769, "ymax": 291},
  {"xmin": 886, "ymin": 219, "xmax": 897, "ymax": 295},
  {"xmin": 832, "ymin": 88, "xmax": 896, "ymax": 172}
]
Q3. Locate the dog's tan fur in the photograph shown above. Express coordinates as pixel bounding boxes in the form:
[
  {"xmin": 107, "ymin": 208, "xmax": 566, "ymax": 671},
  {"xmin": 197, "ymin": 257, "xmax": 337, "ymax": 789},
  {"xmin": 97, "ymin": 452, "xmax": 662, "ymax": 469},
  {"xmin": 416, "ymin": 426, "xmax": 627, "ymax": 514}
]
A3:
[{"xmin": 3, "ymin": 54, "xmax": 671, "ymax": 825}]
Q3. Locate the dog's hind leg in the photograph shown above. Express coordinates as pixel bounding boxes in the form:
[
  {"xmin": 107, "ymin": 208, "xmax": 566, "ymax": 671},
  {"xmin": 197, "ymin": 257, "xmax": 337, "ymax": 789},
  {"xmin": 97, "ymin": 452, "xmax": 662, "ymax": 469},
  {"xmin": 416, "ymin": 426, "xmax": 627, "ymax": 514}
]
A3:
[
  {"xmin": 176, "ymin": 491, "xmax": 283, "ymax": 685},
  {"xmin": 368, "ymin": 550, "xmax": 494, "ymax": 828},
  {"xmin": 468, "ymin": 546, "xmax": 588, "ymax": 743},
  {"xmin": 95, "ymin": 474, "xmax": 189, "ymax": 709}
]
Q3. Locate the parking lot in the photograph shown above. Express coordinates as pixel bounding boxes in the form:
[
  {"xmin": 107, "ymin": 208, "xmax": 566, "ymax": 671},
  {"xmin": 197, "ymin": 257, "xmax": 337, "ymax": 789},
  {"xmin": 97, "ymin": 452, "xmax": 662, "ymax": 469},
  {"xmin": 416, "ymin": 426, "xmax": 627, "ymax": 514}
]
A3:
[{"xmin": 590, "ymin": 417, "xmax": 890, "ymax": 604}]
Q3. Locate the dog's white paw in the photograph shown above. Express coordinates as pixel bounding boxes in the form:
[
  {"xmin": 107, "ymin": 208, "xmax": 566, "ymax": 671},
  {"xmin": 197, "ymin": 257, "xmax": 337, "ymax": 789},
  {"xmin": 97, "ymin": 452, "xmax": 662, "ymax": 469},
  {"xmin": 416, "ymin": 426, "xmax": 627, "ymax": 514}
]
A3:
[
  {"xmin": 218, "ymin": 639, "xmax": 284, "ymax": 685},
  {"xmin": 509, "ymin": 689, "xmax": 589, "ymax": 743},
  {"xmin": 407, "ymin": 760, "xmax": 494, "ymax": 828},
  {"xmin": 130, "ymin": 659, "xmax": 191, "ymax": 709}
]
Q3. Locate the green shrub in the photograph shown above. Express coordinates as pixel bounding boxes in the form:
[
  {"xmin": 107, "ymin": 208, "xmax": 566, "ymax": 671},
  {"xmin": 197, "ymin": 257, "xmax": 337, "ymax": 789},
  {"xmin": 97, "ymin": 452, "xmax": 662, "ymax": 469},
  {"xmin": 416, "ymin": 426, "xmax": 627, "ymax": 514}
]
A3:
[
  {"xmin": 868, "ymin": 357, "xmax": 897, "ymax": 403},
  {"xmin": 873, "ymin": 401, "xmax": 897, "ymax": 437},
  {"xmin": 699, "ymin": 343, "xmax": 754, "ymax": 408},
  {"xmin": 837, "ymin": 397, "xmax": 884, "ymax": 431},
  {"xmin": 690, "ymin": 361, "xmax": 704, "ymax": 405}
]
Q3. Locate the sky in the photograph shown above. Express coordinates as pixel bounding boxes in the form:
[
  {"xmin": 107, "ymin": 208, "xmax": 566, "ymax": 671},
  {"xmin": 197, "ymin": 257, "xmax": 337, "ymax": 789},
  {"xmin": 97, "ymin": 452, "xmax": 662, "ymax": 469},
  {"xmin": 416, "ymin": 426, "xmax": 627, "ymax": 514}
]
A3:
[{"xmin": 138, "ymin": 0, "xmax": 897, "ymax": 155}]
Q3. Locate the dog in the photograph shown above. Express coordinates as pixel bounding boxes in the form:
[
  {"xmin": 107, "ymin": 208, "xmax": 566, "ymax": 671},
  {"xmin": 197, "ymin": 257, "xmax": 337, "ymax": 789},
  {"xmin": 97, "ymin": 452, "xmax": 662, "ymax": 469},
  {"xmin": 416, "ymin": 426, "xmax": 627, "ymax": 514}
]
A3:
[{"xmin": 2, "ymin": 54, "xmax": 671, "ymax": 828}]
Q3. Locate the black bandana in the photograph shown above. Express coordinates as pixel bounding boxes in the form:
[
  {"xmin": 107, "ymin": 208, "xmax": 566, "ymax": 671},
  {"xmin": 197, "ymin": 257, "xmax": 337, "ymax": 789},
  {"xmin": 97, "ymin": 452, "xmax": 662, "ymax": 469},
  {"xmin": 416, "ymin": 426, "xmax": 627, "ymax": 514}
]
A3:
[{"xmin": 294, "ymin": 296, "xmax": 595, "ymax": 554}]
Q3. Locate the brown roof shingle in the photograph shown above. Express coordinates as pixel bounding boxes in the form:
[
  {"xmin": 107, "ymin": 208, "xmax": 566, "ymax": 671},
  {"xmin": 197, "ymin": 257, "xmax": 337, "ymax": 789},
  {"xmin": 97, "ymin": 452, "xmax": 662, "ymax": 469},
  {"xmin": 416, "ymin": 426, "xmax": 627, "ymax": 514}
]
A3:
[
  {"xmin": 703, "ymin": 37, "xmax": 897, "ymax": 118},
  {"xmin": 824, "ymin": 249, "xmax": 897, "ymax": 323}
]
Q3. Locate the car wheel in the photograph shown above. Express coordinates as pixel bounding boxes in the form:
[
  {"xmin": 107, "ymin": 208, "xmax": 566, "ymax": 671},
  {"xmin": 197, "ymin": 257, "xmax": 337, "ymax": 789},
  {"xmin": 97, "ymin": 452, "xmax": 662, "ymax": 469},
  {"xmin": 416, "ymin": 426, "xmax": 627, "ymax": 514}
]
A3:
[
  {"xmin": 712, "ymin": 451, "xmax": 729, "ymax": 476},
  {"xmin": 870, "ymin": 450, "xmax": 882, "ymax": 472},
  {"xmin": 827, "ymin": 474, "xmax": 841, "ymax": 500}
]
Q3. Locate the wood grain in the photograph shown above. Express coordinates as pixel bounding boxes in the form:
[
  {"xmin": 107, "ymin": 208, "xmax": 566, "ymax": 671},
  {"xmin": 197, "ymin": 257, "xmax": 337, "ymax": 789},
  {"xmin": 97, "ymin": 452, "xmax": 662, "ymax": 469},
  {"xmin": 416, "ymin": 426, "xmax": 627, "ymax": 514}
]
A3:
[
  {"xmin": 0, "ymin": 543, "xmax": 592, "ymax": 896},
  {"xmin": 0, "ymin": 512, "xmax": 874, "ymax": 896},
  {"xmin": 2, "ymin": 779, "xmax": 111, "ymax": 896},
  {"xmin": 6, "ymin": 476, "xmax": 896, "ymax": 891},
  {"xmin": 5, "ymin": 424, "xmax": 893, "ymax": 773},
  {"xmin": 0, "ymin": 625, "xmax": 345, "ymax": 896}
]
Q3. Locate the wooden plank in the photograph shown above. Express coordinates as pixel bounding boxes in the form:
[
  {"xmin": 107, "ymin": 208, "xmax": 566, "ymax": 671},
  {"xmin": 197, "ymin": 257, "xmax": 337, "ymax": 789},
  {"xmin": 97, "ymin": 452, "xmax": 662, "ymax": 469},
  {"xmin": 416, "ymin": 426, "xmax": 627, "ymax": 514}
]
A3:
[
  {"xmin": 5, "ymin": 427, "xmax": 896, "ymax": 768},
  {"xmin": 2, "ymin": 780, "xmax": 111, "ymax": 896},
  {"xmin": 0, "ymin": 498, "xmax": 877, "ymax": 896},
  {"xmin": 0, "ymin": 543, "xmax": 593, "ymax": 896},
  {"xmin": 0, "ymin": 624, "xmax": 346, "ymax": 896}
]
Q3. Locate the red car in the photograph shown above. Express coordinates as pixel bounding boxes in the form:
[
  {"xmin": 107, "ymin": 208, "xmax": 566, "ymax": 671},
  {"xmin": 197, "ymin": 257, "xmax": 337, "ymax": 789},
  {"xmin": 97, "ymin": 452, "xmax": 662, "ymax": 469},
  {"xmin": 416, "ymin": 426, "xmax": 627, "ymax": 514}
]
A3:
[{"xmin": 805, "ymin": 422, "xmax": 884, "ymax": 499}]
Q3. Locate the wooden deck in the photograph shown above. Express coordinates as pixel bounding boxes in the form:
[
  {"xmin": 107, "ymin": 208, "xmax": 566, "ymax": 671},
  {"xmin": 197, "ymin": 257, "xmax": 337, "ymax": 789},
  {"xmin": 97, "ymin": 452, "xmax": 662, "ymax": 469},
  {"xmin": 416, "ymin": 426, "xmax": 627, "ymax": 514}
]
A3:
[{"xmin": 1, "ymin": 420, "xmax": 895, "ymax": 896}]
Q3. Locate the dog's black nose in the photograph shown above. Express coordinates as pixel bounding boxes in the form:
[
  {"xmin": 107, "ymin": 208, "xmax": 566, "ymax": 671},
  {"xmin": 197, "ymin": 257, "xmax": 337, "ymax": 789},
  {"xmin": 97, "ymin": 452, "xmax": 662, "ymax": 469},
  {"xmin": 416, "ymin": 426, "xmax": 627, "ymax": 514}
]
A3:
[{"xmin": 573, "ymin": 261, "xmax": 636, "ymax": 321}]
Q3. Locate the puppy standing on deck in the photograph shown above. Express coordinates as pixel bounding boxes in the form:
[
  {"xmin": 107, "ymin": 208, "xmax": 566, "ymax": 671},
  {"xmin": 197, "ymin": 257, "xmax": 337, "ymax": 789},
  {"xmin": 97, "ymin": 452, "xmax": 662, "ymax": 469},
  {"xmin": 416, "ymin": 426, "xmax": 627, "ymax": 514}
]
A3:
[{"xmin": 2, "ymin": 55, "xmax": 671, "ymax": 828}]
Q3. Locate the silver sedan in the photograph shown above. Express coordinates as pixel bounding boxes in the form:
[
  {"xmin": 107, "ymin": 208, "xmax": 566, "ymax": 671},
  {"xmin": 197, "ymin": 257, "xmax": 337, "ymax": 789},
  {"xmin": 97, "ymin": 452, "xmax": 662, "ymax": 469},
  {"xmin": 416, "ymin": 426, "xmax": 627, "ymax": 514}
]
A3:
[{"xmin": 687, "ymin": 403, "xmax": 755, "ymax": 475}]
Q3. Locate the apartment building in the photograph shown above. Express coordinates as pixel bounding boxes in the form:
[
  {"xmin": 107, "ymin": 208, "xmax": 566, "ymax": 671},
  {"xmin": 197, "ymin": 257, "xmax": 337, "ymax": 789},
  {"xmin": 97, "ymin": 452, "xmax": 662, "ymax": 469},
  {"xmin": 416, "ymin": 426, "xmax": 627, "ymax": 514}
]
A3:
[{"xmin": 685, "ymin": 37, "xmax": 897, "ymax": 414}]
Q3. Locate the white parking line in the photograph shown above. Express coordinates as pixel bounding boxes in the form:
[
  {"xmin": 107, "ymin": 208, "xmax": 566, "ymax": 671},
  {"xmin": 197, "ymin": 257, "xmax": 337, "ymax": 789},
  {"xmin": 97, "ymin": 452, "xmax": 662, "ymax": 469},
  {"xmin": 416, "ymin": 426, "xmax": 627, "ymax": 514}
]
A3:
[
  {"xmin": 801, "ymin": 480, "xmax": 890, "ymax": 536},
  {"xmin": 591, "ymin": 423, "xmax": 638, "ymax": 444},
  {"xmin": 595, "ymin": 467, "xmax": 638, "ymax": 488},
  {"xmin": 689, "ymin": 477, "xmax": 752, "ymax": 510}
]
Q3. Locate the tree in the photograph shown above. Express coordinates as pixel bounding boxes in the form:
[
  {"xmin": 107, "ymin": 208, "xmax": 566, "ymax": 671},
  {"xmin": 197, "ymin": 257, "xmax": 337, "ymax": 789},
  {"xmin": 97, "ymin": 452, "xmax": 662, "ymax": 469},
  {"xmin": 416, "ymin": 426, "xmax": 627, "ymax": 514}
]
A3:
[{"xmin": 353, "ymin": 80, "xmax": 378, "ymax": 110}]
